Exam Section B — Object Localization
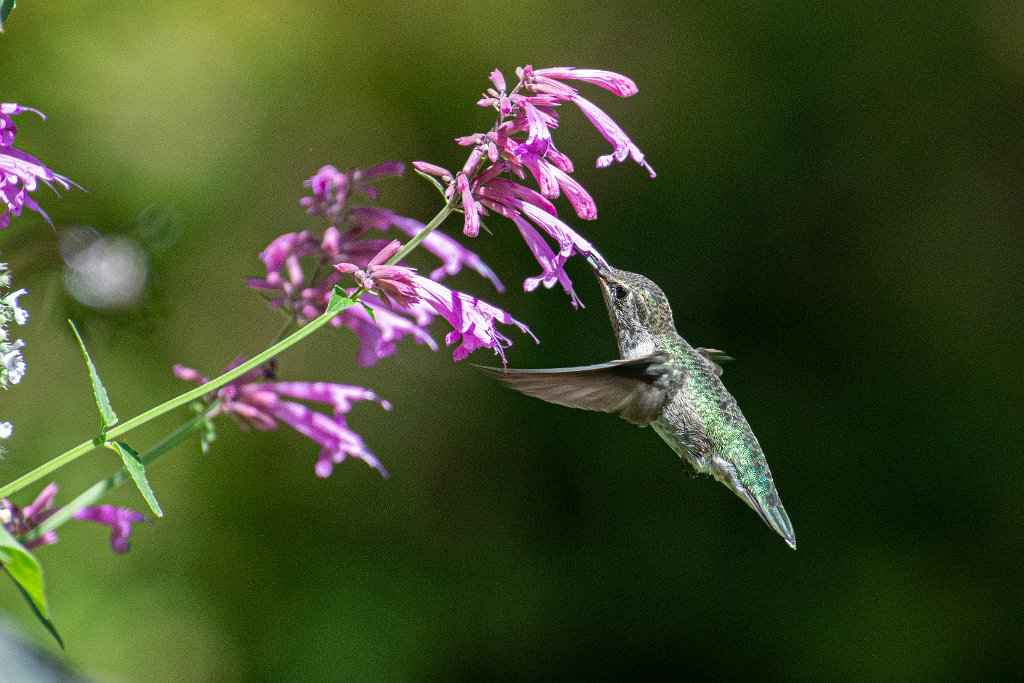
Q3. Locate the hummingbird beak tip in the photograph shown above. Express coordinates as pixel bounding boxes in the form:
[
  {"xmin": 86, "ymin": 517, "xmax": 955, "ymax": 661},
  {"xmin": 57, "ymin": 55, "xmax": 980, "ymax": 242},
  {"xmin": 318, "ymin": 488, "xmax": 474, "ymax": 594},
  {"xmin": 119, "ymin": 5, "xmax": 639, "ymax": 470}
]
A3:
[{"xmin": 584, "ymin": 250, "xmax": 610, "ymax": 276}]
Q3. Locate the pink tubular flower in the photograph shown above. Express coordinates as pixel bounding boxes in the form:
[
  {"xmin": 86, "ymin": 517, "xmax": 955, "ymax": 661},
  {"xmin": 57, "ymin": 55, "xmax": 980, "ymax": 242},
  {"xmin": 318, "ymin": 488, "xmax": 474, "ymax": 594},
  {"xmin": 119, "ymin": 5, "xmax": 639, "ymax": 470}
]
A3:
[
  {"xmin": 336, "ymin": 240, "xmax": 420, "ymax": 309},
  {"xmin": 1, "ymin": 483, "xmax": 146, "ymax": 553},
  {"xmin": 1, "ymin": 103, "xmax": 77, "ymax": 230},
  {"xmin": 72, "ymin": 506, "xmax": 148, "ymax": 553},
  {"xmin": 409, "ymin": 275, "xmax": 537, "ymax": 364},
  {"xmin": 530, "ymin": 67, "xmax": 639, "ymax": 97},
  {"xmin": 570, "ymin": 94, "xmax": 654, "ymax": 175},
  {"xmin": 521, "ymin": 66, "xmax": 655, "ymax": 177},
  {"xmin": 174, "ymin": 360, "xmax": 391, "ymax": 478}
]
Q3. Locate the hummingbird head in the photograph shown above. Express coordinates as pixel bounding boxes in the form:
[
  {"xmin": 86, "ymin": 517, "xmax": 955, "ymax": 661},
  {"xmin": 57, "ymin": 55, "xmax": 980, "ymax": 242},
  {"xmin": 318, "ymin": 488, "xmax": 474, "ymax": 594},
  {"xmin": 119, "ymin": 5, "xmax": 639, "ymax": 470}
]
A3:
[{"xmin": 585, "ymin": 253, "xmax": 677, "ymax": 349}]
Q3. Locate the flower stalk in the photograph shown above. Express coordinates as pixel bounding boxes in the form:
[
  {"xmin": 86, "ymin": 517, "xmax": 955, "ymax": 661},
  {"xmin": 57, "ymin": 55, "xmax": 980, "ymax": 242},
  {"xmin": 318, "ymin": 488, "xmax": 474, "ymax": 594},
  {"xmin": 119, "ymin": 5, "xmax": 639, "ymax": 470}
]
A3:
[{"xmin": 0, "ymin": 200, "xmax": 459, "ymax": 500}]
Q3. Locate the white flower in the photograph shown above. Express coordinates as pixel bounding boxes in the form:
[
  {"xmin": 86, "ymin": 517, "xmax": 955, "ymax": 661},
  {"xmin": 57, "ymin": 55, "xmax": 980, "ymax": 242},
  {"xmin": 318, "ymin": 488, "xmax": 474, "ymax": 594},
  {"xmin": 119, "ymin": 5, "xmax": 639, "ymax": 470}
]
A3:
[
  {"xmin": 0, "ymin": 421, "xmax": 12, "ymax": 438},
  {"xmin": 2, "ymin": 339, "xmax": 25, "ymax": 385},
  {"xmin": 3, "ymin": 288, "xmax": 28, "ymax": 325}
]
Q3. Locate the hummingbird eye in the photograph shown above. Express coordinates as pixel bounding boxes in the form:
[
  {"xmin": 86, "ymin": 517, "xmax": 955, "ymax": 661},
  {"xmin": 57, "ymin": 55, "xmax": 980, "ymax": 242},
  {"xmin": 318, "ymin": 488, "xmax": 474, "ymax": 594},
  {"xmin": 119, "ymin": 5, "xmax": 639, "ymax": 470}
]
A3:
[{"xmin": 613, "ymin": 284, "xmax": 629, "ymax": 301}]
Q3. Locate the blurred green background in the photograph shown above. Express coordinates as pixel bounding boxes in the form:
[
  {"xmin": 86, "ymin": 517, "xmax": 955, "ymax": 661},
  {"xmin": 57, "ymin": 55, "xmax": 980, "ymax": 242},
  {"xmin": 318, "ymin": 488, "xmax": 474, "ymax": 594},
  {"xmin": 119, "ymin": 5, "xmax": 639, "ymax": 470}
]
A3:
[{"xmin": 2, "ymin": 1, "xmax": 1022, "ymax": 680}]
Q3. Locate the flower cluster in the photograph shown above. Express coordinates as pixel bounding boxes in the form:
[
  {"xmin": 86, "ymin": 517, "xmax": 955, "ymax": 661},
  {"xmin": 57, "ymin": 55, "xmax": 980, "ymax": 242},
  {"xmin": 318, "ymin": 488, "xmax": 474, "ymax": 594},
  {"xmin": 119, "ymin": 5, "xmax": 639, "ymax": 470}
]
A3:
[
  {"xmin": 249, "ymin": 162, "xmax": 510, "ymax": 366},
  {"xmin": 1, "ymin": 103, "xmax": 75, "ymax": 230},
  {"xmin": 1, "ymin": 483, "xmax": 146, "ymax": 553},
  {"xmin": 174, "ymin": 359, "xmax": 391, "ymax": 478},
  {"xmin": 414, "ymin": 65, "xmax": 653, "ymax": 307}
]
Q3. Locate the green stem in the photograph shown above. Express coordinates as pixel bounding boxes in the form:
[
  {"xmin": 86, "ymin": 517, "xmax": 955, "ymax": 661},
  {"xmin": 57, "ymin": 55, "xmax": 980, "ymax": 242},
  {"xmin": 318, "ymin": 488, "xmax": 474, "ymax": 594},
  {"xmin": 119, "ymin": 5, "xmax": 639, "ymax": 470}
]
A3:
[
  {"xmin": 0, "ymin": 200, "xmax": 457, "ymax": 501},
  {"xmin": 387, "ymin": 202, "xmax": 456, "ymax": 265},
  {"xmin": 25, "ymin": 416, "xmax": 207, "ymax": 542}
]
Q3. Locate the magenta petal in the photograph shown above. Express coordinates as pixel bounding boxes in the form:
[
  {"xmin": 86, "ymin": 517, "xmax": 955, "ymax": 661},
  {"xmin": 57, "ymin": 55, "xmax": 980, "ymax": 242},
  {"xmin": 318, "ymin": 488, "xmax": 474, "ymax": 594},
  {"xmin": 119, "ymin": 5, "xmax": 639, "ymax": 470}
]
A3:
[
  {"xmin": 389, "ymin": 215, "xmax": 504, "ymax": 291},
  {"xmin": 533, "ymin": 67, "xmax": 639, "ymax": 97},
  {"xmin": 361, "ymin": 161, "xmax": 405, "ymax": 180},
  {"xmin": 523, "ymin": 157, "xmax": 559, "ymax": 198},
  {"xmin": 411, "ymin": 276, "xmax": 537, "ymax": 364},
  {"xmin": 334, "ymin": 298, "xmax": 437, "ymax": 366},
  {"xmin": 172, "ymin": 364, "xmax": 210, "ymax": 384},
  {"xmin": 262, "ymin": 381, "xmax": 391, "ymax": 414},
  {"xmin": 490, "ymin": 69, "xmax": 507, "ymax": 91},
  {"xmin": 258, "ymin": 231, "xmax": 313, "ymax": 271},
  {"xmin": 73, "ymin": 506, "xmax": 147, "ymax": 553},
  {"xmin": 268, "ymin": 400, "xmax": 387, "ymax": 477},
  {"xmin": 22, "ymin": 483, "xmax": 58, "ymax": 521},
  {"xmin": 411, "ymin": 161, "xmax": 453, "ymax": 181},
  {"xmin": 570, "ymin": 95, "xmax": 656, "ymax": 178},
  {"xmin": 512, "ymin": 100, "xmax": 553, "ymax": 162},
  {"xmin": 348, "ymin": 206, "xmax": 396, "ymax": 232},
  {"xmin": 457, "ymin": 174, "xmax": 480, "ymax": 237},
  {"xmin": 510, "ymin": 215, "xmax": 581, "ymax": 308}
]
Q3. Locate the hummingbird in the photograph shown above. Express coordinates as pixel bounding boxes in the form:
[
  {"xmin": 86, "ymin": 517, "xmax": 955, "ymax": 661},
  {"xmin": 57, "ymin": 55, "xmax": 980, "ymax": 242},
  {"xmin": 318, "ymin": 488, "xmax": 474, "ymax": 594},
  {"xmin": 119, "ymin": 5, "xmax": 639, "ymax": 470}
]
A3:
[{"xmin": 481, "ymin": 252, "xmax": 795, "ymax": 549}]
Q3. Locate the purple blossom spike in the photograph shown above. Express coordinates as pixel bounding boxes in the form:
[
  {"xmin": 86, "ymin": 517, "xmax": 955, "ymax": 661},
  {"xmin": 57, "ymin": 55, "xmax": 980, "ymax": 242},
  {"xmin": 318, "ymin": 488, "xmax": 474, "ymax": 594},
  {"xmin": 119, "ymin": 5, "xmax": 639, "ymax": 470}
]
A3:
[
  {"xmin": 1, "ymin": 103, "xmax": 77, "ymax": 230},
  {"xmin": 174, "ymin": 360, "xmax": 391, "ymax": 477},
  {"xmin": 1, "ymin": 483, "xmax": 146, "ymax": 553},
  {"xmin": 73, "ymin": 506, "xmax": 147, "ymax": 553},
  {"xmin": 414, "ymin": 65, "xmax": 655, "ymax": 308}
]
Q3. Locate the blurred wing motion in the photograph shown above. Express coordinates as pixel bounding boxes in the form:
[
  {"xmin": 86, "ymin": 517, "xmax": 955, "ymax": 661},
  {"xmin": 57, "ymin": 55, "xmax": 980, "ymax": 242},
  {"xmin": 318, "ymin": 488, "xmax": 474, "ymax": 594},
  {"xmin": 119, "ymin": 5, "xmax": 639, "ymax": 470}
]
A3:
[{"xmin": 479, "ymin": 351, "xmax": 681, "ymax": 427}]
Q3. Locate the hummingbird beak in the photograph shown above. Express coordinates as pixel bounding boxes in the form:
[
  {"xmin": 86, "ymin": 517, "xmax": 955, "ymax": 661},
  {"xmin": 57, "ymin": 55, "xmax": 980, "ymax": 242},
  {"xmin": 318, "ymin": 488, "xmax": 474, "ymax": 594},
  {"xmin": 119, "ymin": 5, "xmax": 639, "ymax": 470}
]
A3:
[{"xmin": 584, "ymin": 249, "xmax": 611, "ymax": 278}]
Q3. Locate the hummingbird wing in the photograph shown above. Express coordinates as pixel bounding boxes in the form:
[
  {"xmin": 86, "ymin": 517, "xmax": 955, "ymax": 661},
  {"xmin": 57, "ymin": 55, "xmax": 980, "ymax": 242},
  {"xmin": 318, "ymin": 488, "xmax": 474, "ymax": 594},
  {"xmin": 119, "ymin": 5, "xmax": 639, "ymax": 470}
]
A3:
[{"xmin": 478, "ymin": 351, "xmax": 680, "ymax": 427}]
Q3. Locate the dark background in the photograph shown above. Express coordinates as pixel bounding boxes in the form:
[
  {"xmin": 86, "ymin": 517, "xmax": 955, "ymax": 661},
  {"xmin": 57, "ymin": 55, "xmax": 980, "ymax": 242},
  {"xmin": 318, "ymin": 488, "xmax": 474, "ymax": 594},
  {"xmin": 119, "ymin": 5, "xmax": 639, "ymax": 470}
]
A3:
[{"xmin": 1, "ymin": 1, "xmax": 1021, "ymax": 680}]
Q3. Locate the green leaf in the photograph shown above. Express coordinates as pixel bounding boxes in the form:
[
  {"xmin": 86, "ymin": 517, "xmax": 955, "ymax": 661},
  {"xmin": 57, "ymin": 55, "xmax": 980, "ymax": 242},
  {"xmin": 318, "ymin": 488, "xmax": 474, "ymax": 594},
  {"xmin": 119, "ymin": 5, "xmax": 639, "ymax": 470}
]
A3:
[
  {"xmin": 0, "ymin": 526, "xmax": 63, "ymax": 648},
  {"xmin": 360, "ymin": 301, "xmax": 376, "ymax": 322},
  {"xmin": 0, "ymin": 0, "xmax": 15, "ymax": 32},
  {"xmin": 69, "ymin": 320, "xmax": 118, "ymax": 431},
  {"xmin": 7, "ymin": 573, "xmax": 64, "ymax": 649},
  {"xmin": 107, "ymin": 442, "xmax": 163, "ymax": 517},
  {"xmin": 413, "ymin": 168, "xmax": 449, "ymax": 198},
  {"xmin": 327, "ymin": 287, "xmax": 358, "ymax": 314}
]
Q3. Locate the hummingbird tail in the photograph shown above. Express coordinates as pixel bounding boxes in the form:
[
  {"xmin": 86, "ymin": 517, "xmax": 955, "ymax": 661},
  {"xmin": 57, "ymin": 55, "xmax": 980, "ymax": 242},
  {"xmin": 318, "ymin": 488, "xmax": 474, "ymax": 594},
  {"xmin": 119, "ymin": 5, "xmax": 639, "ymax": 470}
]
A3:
[
  {"xmin": 765, "ymin": 504, "xmax": 797, "ymax": 550},
  {"xmin": 744, "ymin": 493, "xmax": 796, "ymax": 550}
]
